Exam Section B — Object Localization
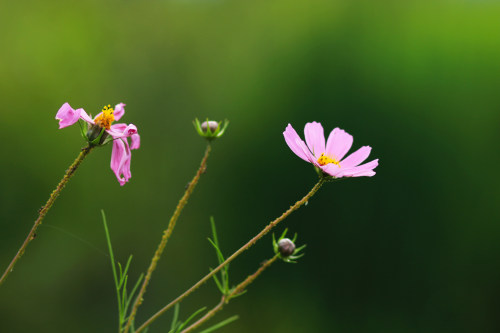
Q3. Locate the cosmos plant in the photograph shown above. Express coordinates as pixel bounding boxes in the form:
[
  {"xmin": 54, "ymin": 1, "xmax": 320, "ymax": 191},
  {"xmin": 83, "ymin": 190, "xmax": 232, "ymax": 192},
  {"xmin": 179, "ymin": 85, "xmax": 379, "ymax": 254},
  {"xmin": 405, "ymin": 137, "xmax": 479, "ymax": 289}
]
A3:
[{"xmin": 0, "ymin": 112, "xmax": 378, "ymax": 333}]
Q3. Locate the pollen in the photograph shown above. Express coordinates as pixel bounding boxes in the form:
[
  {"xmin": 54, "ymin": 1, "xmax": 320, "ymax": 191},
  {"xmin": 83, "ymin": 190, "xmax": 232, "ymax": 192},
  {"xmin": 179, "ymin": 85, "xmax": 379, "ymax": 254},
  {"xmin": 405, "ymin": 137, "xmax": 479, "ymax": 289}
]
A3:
[
  {"xmin": 94, "ymin": 105, "xmax": 115, "ymax": 130},
  {"xmin": 317, "ymin": 153, "xmax": 340, "ymax": 167}
]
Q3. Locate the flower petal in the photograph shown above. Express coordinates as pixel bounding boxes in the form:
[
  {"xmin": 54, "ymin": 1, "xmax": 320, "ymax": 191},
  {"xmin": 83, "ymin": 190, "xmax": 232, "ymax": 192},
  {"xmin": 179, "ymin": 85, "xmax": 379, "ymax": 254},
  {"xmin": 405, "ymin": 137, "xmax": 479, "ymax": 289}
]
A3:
[
  {"xmin": 340, "ymin": 146, "xmax": 372, "ymax": 168},
  {"xmin": 131, "ymin": 133, "xmax": 140, "ymax": 150},
  {"xmin": 109, "ymin": 123, "xmax": 138, "ymax": 139},
  {"xmin": 284, "ymin": 124, "xmax": 313, "ymax": 163},
  {"xmin": 304, "ymin": 122, "xmax": 325, "ymax": 157},
  {"xmin": 337, "ymin": 159, "xmax": 378, "ymax": 177},
  {"xmin": 321, "ymin": 163, "xmax": 342, "ymax": 177},
  {"xmin": 79, "ymin": 109, "xmax": 94, "ymax": 124},
  {"xmin": 325, "ymin": 128, "xmax": 353, "ymax": 161},
  {"xmin": 110, "ymin": 138, "xmax": 132, "ymax": 186},
  {"xmin": 114, "ymin": 103, "xmax": 126, "ymax": 121},
  {"xmin": 295, "ymin": 138, "xmax": 317, "ymax": 164},
  {"xmin": 56, "ymin": 103, "xmax": 81, "ymax": 129}
]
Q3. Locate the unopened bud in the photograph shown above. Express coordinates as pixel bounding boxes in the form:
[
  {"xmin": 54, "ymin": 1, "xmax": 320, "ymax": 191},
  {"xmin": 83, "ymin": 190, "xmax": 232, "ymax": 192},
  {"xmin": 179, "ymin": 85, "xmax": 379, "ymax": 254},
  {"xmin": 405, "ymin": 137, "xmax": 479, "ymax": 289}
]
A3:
[
  {"xmin": 193, "ymin": 118, "xmax": 229, "ymax": 141},
  {"xmin": 201, "ymin": 120, "xmax": 219, "ymax": 133},
  {"xmin": 278, "ymin": 238, "xmax": 295, "ymax": 257}
]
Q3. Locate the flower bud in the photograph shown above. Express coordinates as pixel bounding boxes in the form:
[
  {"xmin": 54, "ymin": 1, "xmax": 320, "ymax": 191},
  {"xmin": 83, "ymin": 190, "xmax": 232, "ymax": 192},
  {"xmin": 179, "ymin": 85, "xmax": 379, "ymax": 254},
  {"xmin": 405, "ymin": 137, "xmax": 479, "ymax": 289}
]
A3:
[
  {"xmin": 193, "ymin": 118, "xmax": 229, "ymax": 141},
  {"xmin": 201, "ymin": 120, "xmax": 219, "ymax": 133},
  {"xmin": 277, "ymin": 238, "xmax": 295, "ymax": 257}
]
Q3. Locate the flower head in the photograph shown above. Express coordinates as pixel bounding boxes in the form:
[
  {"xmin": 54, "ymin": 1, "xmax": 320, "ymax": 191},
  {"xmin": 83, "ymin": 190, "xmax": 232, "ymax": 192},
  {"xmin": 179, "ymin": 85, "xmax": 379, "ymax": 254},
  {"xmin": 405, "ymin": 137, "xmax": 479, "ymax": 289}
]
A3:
[
  {"xmin": 283, "ymin": 122, "xmax": 378, "ymax": 178},
  {"xmin": 56, "ymin": 102, "xmax": 140, "ymax": 186}
]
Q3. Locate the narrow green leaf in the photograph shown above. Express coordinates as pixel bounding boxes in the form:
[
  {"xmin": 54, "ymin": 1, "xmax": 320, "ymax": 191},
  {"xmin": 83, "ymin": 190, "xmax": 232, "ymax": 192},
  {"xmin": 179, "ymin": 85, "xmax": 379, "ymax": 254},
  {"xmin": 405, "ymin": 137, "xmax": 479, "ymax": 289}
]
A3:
[
  {"xmin": 210, "ymin": 217, "xmax": 219, "ymax": 247},
  {"xmin": 118, "ymin": 255, "xmax": 134, "ymax": 290},
  {"xmin": 169, "ymin": 303, "xmax": 180, "ymax": 333},
  {"xmin": 90, "ymin": 127, "xmax": 106, "ymax": 145},
  {"xmin": 102, "ymin": 209, "xmax": 123, "ymax": 323},
  {"xmin": 123, "ymin": 255, "xmax": 134, "ymax": 277},
  {"xmin": 177, "ymin": 307, "xmax": 207, "ymax": 331},
  {"xmin": 78, "ymin": 119, "xmax": 88, "ymax": 140},
  {"xmin": 102, "ymin": 210, "xmax": 118, "ymax": 288},
  {"xmin": 124, "ymin": 273, "xmax": 144, "ymax": 315},
  {"xmin": 118, "ymin": 262, "xmax": 125, "ymax": 288},
  {"xmin": 198, "ymin": 315, "xmax": 239, "ymax": 333},
  {"xmin": 210, "ymin": 269, "xmax": 224, "ymax": 293},
  {"xmin": 207, "ymin": 238, "xmax": 225, "ymax": 264},
  {"xmin": 229, "ymin": 289, "xmax": 247, "ymax": 300},
  {"xmin": 121, "ymin": 275, "xmax": 129, "ymax": 313},
  {"xmin": 222, "ymin": 263, "xmax": 230, "ymax": 291},
  {"xmin": 295, "ymin": 244, "xmax": 307, "ymax": 254},
  {"xmin": 279, "ymin": 228, "xmax": 288, "ymax": 240}
]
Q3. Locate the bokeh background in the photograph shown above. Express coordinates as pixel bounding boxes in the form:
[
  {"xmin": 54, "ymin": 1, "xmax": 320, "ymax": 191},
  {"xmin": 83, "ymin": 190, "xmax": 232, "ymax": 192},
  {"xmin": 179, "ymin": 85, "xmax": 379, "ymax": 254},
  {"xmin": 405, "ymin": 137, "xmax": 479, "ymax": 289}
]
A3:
[{"xmin": 1, "ymin": 0, "xmax": 500, "ymax": 332}]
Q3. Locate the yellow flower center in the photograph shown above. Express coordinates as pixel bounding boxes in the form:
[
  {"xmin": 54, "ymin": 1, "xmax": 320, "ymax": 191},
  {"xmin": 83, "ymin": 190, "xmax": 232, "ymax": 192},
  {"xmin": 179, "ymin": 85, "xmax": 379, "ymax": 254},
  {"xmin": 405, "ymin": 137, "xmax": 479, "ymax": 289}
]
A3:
[
  {"xmin": 317, "ymin": 153, "xmax": 340, "ymax": 167},
  {"xmin": 94, "ymin": 105, "xmax": 115, "ymax": 130}
]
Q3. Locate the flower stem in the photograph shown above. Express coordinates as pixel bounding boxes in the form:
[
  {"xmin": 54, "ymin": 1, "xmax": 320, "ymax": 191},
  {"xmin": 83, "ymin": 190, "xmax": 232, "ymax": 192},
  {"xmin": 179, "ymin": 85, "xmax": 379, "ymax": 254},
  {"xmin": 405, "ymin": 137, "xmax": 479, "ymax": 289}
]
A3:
[
  {"xmin": 0, "ymin": 145, "xmax": 94, "ymax": 286},
  {"xmin": 180, "ymin": 255, "xmax": 279, "ymax": 333},
  {"xmin": 135, "ymin": 177, "xmax": 325, "ymax": 333},
  {"xmin": 123, "ymin": 144, "xmax": 212, "ymax": 333}
]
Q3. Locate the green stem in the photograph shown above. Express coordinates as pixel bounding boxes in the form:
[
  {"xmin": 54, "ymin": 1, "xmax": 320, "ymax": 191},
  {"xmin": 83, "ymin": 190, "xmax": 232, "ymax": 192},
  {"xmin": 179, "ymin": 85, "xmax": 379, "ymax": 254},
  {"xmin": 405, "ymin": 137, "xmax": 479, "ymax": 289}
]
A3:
[
  {"xmin": 180, "ymin": 255, "xmax": 279, "ymax": 333},
  {"xmin": 0, "ymin": 145, "xmax": 94, "ymax": 286},
  {"xmin": 123, "ymin": 144, "xmax": 212, "ymax": 333},
  {"xmin": 136, "ymin": 177, "xmax": 325, "ymax": 333}
]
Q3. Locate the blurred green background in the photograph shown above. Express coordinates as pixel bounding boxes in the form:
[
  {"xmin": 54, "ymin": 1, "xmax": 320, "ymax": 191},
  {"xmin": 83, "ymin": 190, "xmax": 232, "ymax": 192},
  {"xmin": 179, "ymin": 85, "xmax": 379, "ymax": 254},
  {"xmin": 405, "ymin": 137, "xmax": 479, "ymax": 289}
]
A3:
[{"xmin": 1, "ymin": 0, "xmax": 500, "ymax": 332}]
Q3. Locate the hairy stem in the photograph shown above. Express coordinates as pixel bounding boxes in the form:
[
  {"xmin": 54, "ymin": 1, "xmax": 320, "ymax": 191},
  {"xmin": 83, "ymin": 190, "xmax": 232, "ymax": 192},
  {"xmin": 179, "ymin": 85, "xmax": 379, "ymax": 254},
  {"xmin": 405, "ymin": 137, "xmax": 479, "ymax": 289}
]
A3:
[
  {"xmin": 180, "ymin": 255, "xmax": 279, "ymax": 333},
  {"xmin": 136, "ymin": 178, "xmax": 325, "ymax": 332},
  {"xmin": 0, "ymin": 145, "xmax": 94, "ymax": 286},
  {"xmin": 124, "ymin": 144, "xmax": 212, "ymax": 333}
]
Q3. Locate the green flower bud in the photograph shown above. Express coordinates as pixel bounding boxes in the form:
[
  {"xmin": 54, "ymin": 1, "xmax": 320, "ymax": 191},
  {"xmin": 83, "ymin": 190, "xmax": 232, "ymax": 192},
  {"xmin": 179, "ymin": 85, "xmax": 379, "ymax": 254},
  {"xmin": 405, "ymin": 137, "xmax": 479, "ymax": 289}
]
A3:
[{"xmin": 193, "ymin": 118, "xmax": 229, "ymax": 141}]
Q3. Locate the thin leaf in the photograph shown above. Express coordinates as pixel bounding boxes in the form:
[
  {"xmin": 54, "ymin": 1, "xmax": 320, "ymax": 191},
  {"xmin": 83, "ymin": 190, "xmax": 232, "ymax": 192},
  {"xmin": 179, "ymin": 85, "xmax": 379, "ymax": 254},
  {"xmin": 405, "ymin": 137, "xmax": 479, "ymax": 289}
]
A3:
[
  {"xmin": 177, "ymin": 307, "xmax": 207, "ymax": 332},
  {"xmin": 229, "ymin": 289, "xmax": 247, "ymax": 300},
  {"xmin": 210, "ymin": 217, "xmax": 219, "ymax": 248},
  {"xmin": 124, "ymin": 273, "xmax": 144, "ymax": 315},
  {"xmin": 123, "ymin": 255, "xmax": 134, "ymax": 277},
  {"xmin": 102, "ymin": 210, "xmax": 123, "ymax": 321},
  {"xmin": 279, "ymin": 228, "xmax": 288, "ymax": 240},
  {"xmin": 198, "ymin": 315, "xmax": 239, "ymax": 333},
  {"xmin": 121, "ymin": 275, "xmax": 129, "ymax": 314},
  {"xmin": 210, "ymin": 269, "xmax": 224, "ymax": 293},
  {"xmin": 118, "ymin": 255, "xmax": 134, "ymax": 290},
  {"xmin": 102, "ymin": 210, "xmax": 118, "ymax": 288},
  {"xmin": 118, "ymin": 262, "xmax": 125, "ymax": 288},
  {"xmin": 207, "ymin": 238, "xmax": 225, "ymax": 264},
  {"xmin": 168, "ymin": 304, "xmax": 180, "ymax": 333},
  {"xmin": 78, "ymin": 119, "xmax": 87, "ymax": 140},
  {"xmin": 294, "ymin": 244, "xmax": 307, "ymax": 253}
]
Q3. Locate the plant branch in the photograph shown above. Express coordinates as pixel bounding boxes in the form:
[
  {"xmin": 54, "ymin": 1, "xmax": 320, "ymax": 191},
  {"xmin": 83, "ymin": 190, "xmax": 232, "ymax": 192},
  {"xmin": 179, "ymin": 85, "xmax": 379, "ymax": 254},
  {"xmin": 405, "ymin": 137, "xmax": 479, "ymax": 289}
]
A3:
[
  {"xmin": 180, "ymin": 255, "xmax": 279, "ymax": 333},
  {"xmin": 136, "ymin": 177, "xmax": 325, "ymax": 332},
  {"xmin": 0, "ymin": 145, "xmax": 94, "ymax": 286},
  {"xmin": 124, "ymin": 144, "xmax": 212, "ymax": 333}
]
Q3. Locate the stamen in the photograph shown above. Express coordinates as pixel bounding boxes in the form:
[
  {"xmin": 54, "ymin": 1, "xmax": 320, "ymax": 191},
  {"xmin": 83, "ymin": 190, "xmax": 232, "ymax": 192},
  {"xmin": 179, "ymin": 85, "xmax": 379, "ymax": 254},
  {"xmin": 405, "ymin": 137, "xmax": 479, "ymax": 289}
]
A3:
[
  {"xmin": 317, "ymin": 153, "xmax": 340, "ymax": 167},
  {"xmin": 94, "ymin": 105, "xmax": 115, "ymax": 130}
]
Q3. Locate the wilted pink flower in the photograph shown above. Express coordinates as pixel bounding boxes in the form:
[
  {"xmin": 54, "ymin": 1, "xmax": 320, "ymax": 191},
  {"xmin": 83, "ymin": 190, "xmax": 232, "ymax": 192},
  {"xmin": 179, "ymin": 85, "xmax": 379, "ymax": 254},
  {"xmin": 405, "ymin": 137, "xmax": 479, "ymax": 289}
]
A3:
[
  {"xmin": 56, "ymin": 102, "xmax": 140, "ymax": 186},
  {"xmin": 283, "ymin": 122, "xmax": 378, "ymax": 177}
]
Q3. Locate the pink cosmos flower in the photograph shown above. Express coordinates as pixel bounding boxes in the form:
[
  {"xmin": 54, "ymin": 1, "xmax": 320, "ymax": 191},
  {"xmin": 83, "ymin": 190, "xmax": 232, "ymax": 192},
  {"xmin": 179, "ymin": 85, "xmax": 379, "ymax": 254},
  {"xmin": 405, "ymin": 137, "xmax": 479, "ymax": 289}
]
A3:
[
  {"xmin": 283, "ymin": 122, "xmax": 378, "ymax": 177},
  {"xmin": 56, "ymin": 102, "xmax": 141, "ymax": 186}
]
